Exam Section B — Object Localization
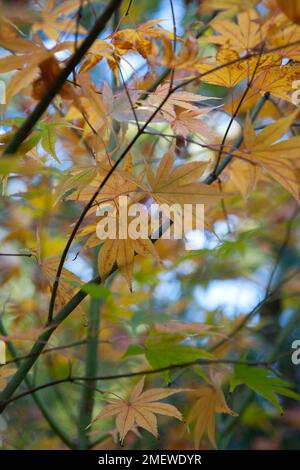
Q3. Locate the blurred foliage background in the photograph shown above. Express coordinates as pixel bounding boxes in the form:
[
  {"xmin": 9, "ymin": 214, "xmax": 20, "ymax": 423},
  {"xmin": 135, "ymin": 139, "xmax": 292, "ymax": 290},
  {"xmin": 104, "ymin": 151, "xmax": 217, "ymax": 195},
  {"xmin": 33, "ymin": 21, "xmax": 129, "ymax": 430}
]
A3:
[{"xmin": 0, "ymin": 0, "xmax": 300, "ymax": 450}]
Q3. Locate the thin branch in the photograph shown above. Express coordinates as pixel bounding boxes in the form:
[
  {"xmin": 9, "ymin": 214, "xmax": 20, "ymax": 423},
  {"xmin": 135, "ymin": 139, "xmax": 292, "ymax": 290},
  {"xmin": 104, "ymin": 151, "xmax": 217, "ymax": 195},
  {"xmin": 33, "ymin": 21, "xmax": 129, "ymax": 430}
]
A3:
[
  {"xmin": 118, "ymin": 65, "xmax": 140, "ymax": 130},
  {"xmin": 0, "ymin": 253, "xmax": 34, "ymax": 258},
  {"xmin": 0, "ymin": 338, "xmax": 111, "ymax": 367},
  {"xmin": 0, "ymin": 358, "xmax": 277, "ymax": 407},
  {"xmin": 168, "ymin": 0, "xmax": 177, "ymax": 92},
  {"xmin": 124, "ymin": 0, "xmax": 133, "ymax": 17},
  {"xmin": 211, "ymin": 42, "xmax": 265, "ymax": 177},
  {"xmin": 0, "ymin": 317, "xmax": 75, "ymax": 449}
]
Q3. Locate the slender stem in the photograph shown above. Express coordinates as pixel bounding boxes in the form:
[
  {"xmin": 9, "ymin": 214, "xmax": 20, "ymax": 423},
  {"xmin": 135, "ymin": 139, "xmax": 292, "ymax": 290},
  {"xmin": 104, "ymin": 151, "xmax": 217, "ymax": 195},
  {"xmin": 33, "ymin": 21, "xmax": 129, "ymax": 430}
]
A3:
[
  {"xmin": 0, "ymin": 253, "xmax": 34, "ymax": 258},
  {"xmin": 1, "ymin": 358, "xmax": 276, "ymax": 407},
  {"xmin": 211, "ymin": 45, "xmax": 265, "ymax": 177},
  {"xmin": 204, "ymin": 92, "xmax": 270, "ymax": 185},
  {"xmin": 77, "ymin": 250, "xmax": 101, "ymax": 449},
  {"xmin": 2, "ymin": 338, "xmax": 110, "ymax": 367}
]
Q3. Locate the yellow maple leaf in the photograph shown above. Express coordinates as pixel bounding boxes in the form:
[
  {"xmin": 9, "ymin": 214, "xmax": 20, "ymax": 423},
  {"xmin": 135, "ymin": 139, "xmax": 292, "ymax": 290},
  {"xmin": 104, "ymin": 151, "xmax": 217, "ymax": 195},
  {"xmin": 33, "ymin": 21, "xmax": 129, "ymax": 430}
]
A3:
[
  {"xmin": 161, "ymin": 36, "xmax": 199, "ymax": 70},
  {"xmin": 71, "ymin": 155, "xmax": 157, "ymax": 289},
  {"xmin": 98, "ymin": 237, "xmax": 159, "ymax": 291},
  {"xmin": 0, "ymin": 40, "xmax": 76, "ymax": 104},
  {"xmin": 91, "ymin": 376, "xmax": 186, "ymax": 444},
  {"xmin": 32, "ymin": 0, "xmax": 86, "ymax": 41},
  {"xmin": 200, "ymin": 0, "xmax": 259, "ymax": 17},
  {"xmin": 205, "ymin": 9, "xmax": 264, "ymax": 52},
  {"xmin": 188, "ymin": 384, "xmax": 237, "ymax": 448},
  {"xmin": 197, "ymin": 48, "xmax": 253, "ymax": 88},
  {"xmin": 231, "ymin": 113, "xmax": 300, "ymax": 201},
  {"xmin": 145, "ymin": 146, "xmax": 221, "ymax": 207},
  {"xmin": 277, "ymin": 0, "xmax": 300, "ymax": 25},
  {"xmin": 251, "ymin": 60, "xmax": 300, "ymax": 102},
  {"xmin": 268, "ymin": 21, "xmax": 300, "ymax": 61},
  {"xmin": 110, "ymin": 20, "xmax": 174, "ymax": 62}
]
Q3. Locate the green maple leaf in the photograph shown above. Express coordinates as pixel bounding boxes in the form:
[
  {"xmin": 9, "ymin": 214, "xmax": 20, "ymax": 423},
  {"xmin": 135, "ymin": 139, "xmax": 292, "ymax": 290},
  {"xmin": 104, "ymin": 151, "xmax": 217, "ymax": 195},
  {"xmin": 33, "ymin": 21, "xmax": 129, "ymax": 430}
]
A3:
[{"xmin": 230, "ymin": 364, "xmax": 300, "ymax": 413}]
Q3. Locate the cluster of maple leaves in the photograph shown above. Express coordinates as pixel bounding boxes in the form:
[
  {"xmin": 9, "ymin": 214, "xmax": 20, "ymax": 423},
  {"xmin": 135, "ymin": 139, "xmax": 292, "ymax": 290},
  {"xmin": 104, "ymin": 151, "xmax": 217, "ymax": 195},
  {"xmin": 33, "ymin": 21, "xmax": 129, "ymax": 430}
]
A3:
[{"xmin": 1, "ymin": 0, "xmax": 300, "ymax": 449}]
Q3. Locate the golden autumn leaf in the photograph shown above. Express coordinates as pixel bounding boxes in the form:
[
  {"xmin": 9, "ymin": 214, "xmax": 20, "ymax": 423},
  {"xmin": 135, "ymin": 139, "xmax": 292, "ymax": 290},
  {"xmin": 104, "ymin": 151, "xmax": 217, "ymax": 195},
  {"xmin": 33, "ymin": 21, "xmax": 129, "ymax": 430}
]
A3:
[
  {"xmin": 145, "ymin": 146, "xmax": 221, "ymax": 207},
  {"xmin": 161, "ymin": 36, "xmax": 199, "ymax": 70},
  {"xmin": 69, "ymin": 153, "xmax": 143, "ymax": 207},
  {"xmin": 98, "ymin": 236, "xmax": 160, "ymax": 291},
  {"xmin": 68, "ymin": 154, "xmax": 159, "ymax": 290},
  {"xmin": 0, "ymin": 40, "xmax": 76, "ymax": 105},
  {"xmin": 200, "ymin": 0, "xmax": 259, "ymax": 16},
  {"xmin": 267, "ymin": 15, "xmax": 300, "ymax": 61},
  {"xmin": 197, "ymin": 48, "xmax": 252, "ymax": 88},
  {"xmin": 277, "ymin": 0, "xmax": 300, "ymax": 25},
  {"xmin": 231, "ymin": 113, "xmax": 300, "ymax": 201},
  {"xmin": 188, "ymin": 384, "xmax": 237, "ymax": 448},
  {"xmin": 31, "ymin": 0, "xmax": 86, "ymax": 41},
  {"xmin": 2, "ymin": 0, "xmax": 300, "ymax": 452},
  {"xmin": 205, "ymin": 9, "xmax": 265, "ymax": 52},
  {"xmin": 110, "ymin": 20, "xmax": 174, "ymax": 60},
  {"xmin": 251, "ymin": 60, "xmax": 300, "ymax": 102},
  {"xmin": 91, "ymin": 376, "xmax": 186, "ymax": 444},
  {"xmin": 79, "ymin": 40, "xmax": 116, "ymax": 74}
]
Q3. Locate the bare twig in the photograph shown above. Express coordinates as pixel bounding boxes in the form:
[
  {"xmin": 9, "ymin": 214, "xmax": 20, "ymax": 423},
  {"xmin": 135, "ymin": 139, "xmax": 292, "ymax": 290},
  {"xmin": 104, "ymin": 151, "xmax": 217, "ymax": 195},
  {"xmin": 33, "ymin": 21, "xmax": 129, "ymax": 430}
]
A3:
[{"xmin": 0, "ymin": 357, "xmax": 277, "ymax": 407}]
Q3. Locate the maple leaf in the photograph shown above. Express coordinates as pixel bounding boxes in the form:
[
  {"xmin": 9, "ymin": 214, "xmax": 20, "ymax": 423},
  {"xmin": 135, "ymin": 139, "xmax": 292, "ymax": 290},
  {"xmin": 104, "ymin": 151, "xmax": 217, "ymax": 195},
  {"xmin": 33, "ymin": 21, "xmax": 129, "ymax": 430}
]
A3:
[
  {"xmin": 251, "ymin": 60, "xmax": 300, "ymax": 102},
  {"xmin": 277, "ymin": 0, "xmax": 300, "ymax": 25},
  {"xmin": 91, "ymin": 376, "xmax": 186, "ymax": 444},
  {"xmin": 231, "ymin": 113, "xmax": 300, "ymax": 201},
  {"xmin": 230, "ymin": 364, "xmax": 300, "ymax": 413},
  {"xmin": 0, "ymin": 40, "xmax": 75, "ymax": 104},
  {"xmin": 188, "ymin": 384, "xmax": 237, "ymax": 448},
  {"xmin": 79, "ymin": 40, "xmax": 117, "ymax": 74},
  {"xmin": 161, "ymin": 36, "xmax": 199, "ymax": 70},
  {"xmin": 31, "ymin": 0, "xmax": 86, "ymax": 41},
  {"xmin": 139, "ymin": 84, "xmax": 217, "ymax": 133},
  {"xmin": 98, "ymin": 236, "xmax": 160, "ymax": 291},
  {"xmin": 125, "ymin": 333, "xmax": 215, "ymax": 382},
  {"xmin": 147, "ymin": 84, "xmax": 212, "ymax": 119},
  {"xmin": 267, "ymin": 18, "xmax": 300, "ymax": 61},
  {"xmin": 110, "ymin": 20, "xmax": 174, "ymax": 61},
  {"xmin": 68, "ymin": 153, "xmax": 141, "ymax": 206},
  {"xmin": 145, "ymin": 146, "xmax": 221, "ymax": 207},
  {"xmin": 79, "ymin": 19, "xmax": 176, "ymax": 76},
  {"xmin": 205, "ymin": 9, "xmax": 265, "ymax": 52},
  {"xmin": 70, "ymin": 155, "xmax": 159, "ymax": 290},
  {"xmin": 200, "ymin": 0, "xmax": 259, "ymax": 17},
  {"xmin": 197, "ymin": 48, "xmax": 253, "ymax": 88}
]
